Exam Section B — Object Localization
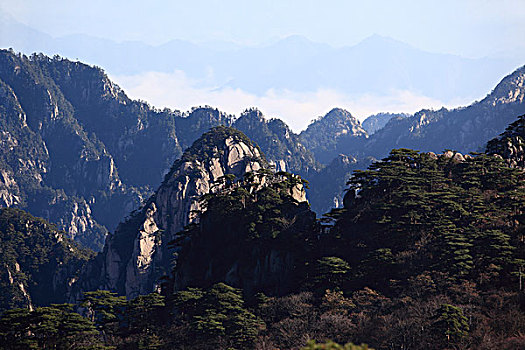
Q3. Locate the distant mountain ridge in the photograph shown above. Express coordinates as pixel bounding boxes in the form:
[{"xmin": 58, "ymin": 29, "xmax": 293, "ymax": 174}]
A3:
[
  {"xmin": 302, "ymin": 65, "xmax": 525, "ymax": 212},
  {"xmin": 1, "ymin": 11, "xmax": 521, "ymax": 105},
  {"xmin": 362, "ymin": 112, "xmax": 409, "ymax": 134},
  {"xmin": 359, "ymin": 65, "xmax": 525, "ymax": 158}
]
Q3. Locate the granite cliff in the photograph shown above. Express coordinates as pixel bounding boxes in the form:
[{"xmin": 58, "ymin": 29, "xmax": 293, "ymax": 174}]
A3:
[{"xmin": 74, "ymin": 126, "xmax": 307, "ymax": 299}]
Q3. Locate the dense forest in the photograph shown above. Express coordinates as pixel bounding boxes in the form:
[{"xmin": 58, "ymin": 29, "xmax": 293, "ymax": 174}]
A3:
[{"xmin": 0, "ymin": 115, "xmax": 523, "ymax": 349}]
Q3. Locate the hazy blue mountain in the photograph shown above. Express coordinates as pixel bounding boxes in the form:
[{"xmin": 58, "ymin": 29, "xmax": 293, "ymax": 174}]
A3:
[
  {"xmin": 305, "ymin": 66, "xmax": 525, "ymax": 212},
  {"xmin": 358, "ymin": 65, "xmax": 525, "ymax": 159},
  {"xmin": 1, "ymin": 12, "xmax": 521, "ymax": 104}
]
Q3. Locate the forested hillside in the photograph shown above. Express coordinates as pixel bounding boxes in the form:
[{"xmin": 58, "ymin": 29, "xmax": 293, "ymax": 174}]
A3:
[
  {"xmin": 0, "ymin": 208, "xmax": 92, "ymax": 313},
  {"xmin": 1, "ymin": 115, "xmax": 523, "ymax": 349}
]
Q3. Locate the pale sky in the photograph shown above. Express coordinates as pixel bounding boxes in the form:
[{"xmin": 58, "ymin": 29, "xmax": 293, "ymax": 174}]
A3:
[{"xmin": 2, "ymin": 0, "xmax": 524, "ymax": 58}]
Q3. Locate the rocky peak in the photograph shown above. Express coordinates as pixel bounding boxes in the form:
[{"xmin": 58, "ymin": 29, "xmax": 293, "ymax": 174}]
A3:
[
  {"xmin": 300, "ymin": 108, "xmax": 368, "ymax": 164},
  {"xmin": 313, "ymin": 108, "xmax": 367, "ymax": 137},
  {"xmin": 233, "ymin": 109, "xmax": 320, "ymax": 177},
  {"xmin": 485, "ymin": 65, "xmax": 525, "ymax": 106},
  {"xmin": 362, "ymin": 112, "xmax": 410, "ymax": 135},
  {"xmin": 77, "ymin": 126, "xmax": 270, "ymax": 299},
  {"xmin": 238, "ymin": 108, "xmax": 266, "ymax": 122}
]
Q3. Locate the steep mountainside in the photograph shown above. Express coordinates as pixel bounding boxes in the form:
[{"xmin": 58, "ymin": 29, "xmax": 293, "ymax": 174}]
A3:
[
  {"xmin": 300, "ymin": 108, "xmax": 368, "ymax": 163},
  {"xmin": 0, "ymin": 208, "xmax": 93, "ymax": 312},
  {"xmin": 171, "ymin": 168, "xmax": 315, "ymax": 297},
  {"xmin": 0, "ymin": 113, "xmax": 524, "ymax": 349},
  {"xmin": 0, "ymin": 51, "xmax": 146, "ymax": 250},
  {"xmin": 73, "ymin": 127, "xmax": 308, "ymax": 299},
  {"xmin": 1, "ymin": 49, "xmax": 523, "ymax": 235}
]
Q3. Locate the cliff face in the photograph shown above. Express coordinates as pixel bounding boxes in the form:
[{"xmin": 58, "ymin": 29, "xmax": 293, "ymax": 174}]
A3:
[
  {"xmin": 75, "ymin": 127, "xmax": 301, "ymax": 299},
  {"xmin": 0, "ymin": 51, "xmax": 151, "ymax": 250}
]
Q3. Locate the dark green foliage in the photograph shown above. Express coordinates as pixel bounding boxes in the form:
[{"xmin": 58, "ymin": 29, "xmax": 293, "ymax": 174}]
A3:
[
  {"xmin": 311, "ymin": 257, "xmax": 351, "ymax": 293},
  {"xmin": 486, "ymin": 114, "xmax": 525, "ymax": 169},
  {"xmin": 431, "ymin": 304, "xmax": 469, "ymax": 345},
  {"xmin": 0, "ymin": 305, "xmax": 102, "ymax": 350},
  {"xmin": 0, "ymin": 208, "xmax": 93, "ymax": 312},
  {"xmin": 328, "ymin": 149, "xmax": 525, "ymax": 292},
  {"xmin": 125, "ymin": 293, "xmax": 166, "ymax": 334},
  {"xmin": 81, "ymin": 290, "xmax": 126, "ymax": 334},
  {"xmin": 172, "ymin": 283, "xmax": 261, "ymax": 349}
]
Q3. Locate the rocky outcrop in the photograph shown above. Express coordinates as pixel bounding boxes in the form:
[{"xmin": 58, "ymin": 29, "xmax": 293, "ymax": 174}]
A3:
[
  {"xmin": 0, "ymin": 51, "xmax": 147, "ymax": 250},
  {"xmin": 362, "ymin": 112, "xmax": 409, "ymax": 135},
  {"xmin": 0, "ymin": 51, "xmax": 317, "ymax": 251},
  {"xmin": 233, "ymin": 108, "xmax": 319, "ymax": 177},
  {"xmin": 76, "ymin": 127, "xmax": 279, "ymax": 299}
]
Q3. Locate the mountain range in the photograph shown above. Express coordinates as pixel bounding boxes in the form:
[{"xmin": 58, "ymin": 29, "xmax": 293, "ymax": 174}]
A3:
[
  {"xmin": 0, "ymin": 114, "xmax": 523, "ymax": 349},
  {"xmin": 0, "ymin": 42, "xmax": 524, "ymax": 348},
  {"xmin": 0, "ymin": 49, "xmax": 524, "ymax": 247}
]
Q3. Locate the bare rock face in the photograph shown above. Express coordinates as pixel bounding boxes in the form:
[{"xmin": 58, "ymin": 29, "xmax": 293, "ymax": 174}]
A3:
[
  {"xmin": 0, "ymin": 168, "xmax": 21, "ymax": 207},
  {"xmin": 79, "ymin": 127, "xmax": 271, "ymax": 298}
]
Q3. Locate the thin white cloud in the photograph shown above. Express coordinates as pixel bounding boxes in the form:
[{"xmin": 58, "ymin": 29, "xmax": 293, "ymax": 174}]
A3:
[{"xmin": 111, "ymin": 70, "xmax": 473, "ymax": 132}]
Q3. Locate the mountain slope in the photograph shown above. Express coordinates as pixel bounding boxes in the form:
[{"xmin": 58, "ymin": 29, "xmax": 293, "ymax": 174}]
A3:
[
  {"xmin": 362, "ymin": 112, "xmax": 409, "ymax": 135},
  {"xmin": 0, "ymin": 50, "xmax": 319, "ymax": 249},
  {"xmin": 360, "ymin": 65, "xmax": 525, "ymax": 158},
  {"xmin": 0, "ymin": 208, "xmax": 93, "ymax": 312},
  {"xmin": 234, "ymin": 108, "xmax": 319, "ymax": 176}
]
